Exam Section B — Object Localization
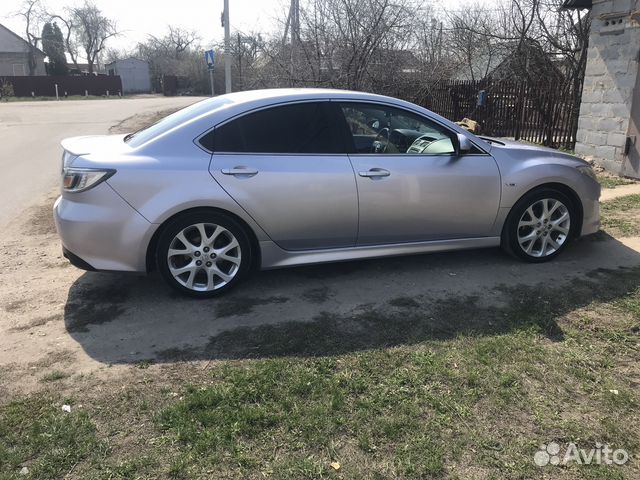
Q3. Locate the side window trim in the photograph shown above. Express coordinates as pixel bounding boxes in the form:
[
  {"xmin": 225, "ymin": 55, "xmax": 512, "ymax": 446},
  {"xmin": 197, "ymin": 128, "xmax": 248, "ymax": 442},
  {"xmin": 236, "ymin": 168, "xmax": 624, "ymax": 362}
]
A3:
[{"xmin": 331, "ymin": 99, "xmax": 490, "ymax": 156}]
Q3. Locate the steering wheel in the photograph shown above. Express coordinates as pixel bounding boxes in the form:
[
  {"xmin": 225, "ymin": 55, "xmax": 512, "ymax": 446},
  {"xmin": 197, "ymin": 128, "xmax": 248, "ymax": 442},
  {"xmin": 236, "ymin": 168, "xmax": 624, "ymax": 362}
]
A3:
[{"xmin": 372, "ymin": 128, "xmax": 390, "ymax": 153}]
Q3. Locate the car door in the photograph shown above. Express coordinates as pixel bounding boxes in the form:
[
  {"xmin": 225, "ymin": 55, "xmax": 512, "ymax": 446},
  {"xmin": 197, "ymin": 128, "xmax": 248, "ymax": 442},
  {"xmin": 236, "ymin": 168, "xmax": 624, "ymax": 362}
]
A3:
[
  {"xmin": 208, "ymin": 101, "xmax": 358, "ymax": 250},
  {"xmin": 336, "ymin": 102, "xmax": 501, "ymax": 245}
]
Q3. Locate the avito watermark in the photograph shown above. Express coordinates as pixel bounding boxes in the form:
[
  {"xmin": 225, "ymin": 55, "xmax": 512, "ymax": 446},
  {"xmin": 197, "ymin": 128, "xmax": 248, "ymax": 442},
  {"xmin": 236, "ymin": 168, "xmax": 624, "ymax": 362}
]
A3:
[{"xmin": 534, "ymin": 442, "xmax": 629, "ymax": 467}]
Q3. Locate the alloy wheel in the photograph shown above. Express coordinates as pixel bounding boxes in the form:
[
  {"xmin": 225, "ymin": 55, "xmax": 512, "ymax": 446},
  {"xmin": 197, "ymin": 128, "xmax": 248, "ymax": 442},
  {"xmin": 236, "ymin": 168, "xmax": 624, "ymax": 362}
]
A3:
[
  {"xmin": 516, "ymin": 198, "xmax": 571, "ymax": 258},
  {"xmin": 167, "ymin": 222, "xmax": 241, "ymax": 292}
]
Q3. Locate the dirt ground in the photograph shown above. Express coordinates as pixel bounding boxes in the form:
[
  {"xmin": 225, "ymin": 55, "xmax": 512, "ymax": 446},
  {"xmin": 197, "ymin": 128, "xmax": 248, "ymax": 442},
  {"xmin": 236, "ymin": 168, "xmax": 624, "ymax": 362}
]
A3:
[
  {"xmin": 0, "ymin": 109, "xmax": 639, "ymax": 397},
  {"xmin": 0, "ymin": 179, "xmax": 640, "ymax": 399},
  {"xmin": 1, "ymin": 111, "xmax": 640, "ymax": 479}
]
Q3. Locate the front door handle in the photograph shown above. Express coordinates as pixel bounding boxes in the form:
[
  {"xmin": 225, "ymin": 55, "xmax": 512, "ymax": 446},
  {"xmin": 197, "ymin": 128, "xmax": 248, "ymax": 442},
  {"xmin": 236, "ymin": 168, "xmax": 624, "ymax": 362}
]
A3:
[
  {"xmin": 221, "ymin": 166, "xmax": 259, "ymax": 176},
  {"xmin": 358, "ymin": 168, "xmax": 390, "ymax": 178}
]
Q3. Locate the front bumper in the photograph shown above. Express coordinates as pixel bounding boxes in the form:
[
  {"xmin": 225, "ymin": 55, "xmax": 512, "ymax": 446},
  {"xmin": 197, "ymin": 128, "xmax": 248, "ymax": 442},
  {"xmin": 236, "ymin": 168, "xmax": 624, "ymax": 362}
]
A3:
[
  {"xmin": 580, "ymin": 180, "xmax": 601, "ymax": 237},
  {"xmin": 53, "ymin": 183, "xmax": 153, "ymax": 272}
]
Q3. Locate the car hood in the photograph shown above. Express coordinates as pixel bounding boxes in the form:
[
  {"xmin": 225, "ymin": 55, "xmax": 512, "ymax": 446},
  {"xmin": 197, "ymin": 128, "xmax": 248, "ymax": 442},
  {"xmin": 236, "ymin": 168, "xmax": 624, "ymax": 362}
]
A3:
[
  {"xmin": 481, "ymin": 137, "xmax": 588, "ymax": 165},
  {"xmin": 61, "ymin": 134, "xmax": 130, "ymax": 156}
]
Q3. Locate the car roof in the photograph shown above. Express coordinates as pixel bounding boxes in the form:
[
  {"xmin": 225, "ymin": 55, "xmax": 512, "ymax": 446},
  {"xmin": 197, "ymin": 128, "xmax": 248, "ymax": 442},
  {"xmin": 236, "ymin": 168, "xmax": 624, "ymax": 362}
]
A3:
[
  {"xmin": 136, "ymin": 88, "xmax": 489, "ymax": 154},
  {"xmin": 216, "ymin": 88, "xmax": 397, "ymax": 105}
]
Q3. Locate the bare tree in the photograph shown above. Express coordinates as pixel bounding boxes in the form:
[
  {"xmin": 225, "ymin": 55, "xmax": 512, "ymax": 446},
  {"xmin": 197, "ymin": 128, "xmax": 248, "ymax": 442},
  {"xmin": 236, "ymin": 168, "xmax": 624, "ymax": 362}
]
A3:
[
  {"xmin": 135, "ymin": 26, "xmax": 205, "ymax": 92},
  {"xmin": 67, "ymin": 0, "xmax": 119, "ymax": 73},
  {"xmin": 14, "ymin": 0, "xmax": 44, "ymax": 75},
  {"xmin": 446, "ymin": 4, "xmax": 502, "ymax": 83}
]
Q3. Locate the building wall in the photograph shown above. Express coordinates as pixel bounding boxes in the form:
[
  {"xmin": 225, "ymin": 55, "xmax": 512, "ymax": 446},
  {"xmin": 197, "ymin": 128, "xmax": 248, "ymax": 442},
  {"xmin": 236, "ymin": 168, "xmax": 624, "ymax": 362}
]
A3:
[
  {"xmin": 0, "ymin": 24, "xmax": 46, "ymax": 76},
  {"xmin": 0, "ymin": 51, "xmax": 46, "ymax": 76},
  {"xmin": 106, "ymin": 58, "xmax": 151, "ymax": 93},
  {"xmin": 575, "ymin": 0, "xmax": 640, "ymax": 177}
]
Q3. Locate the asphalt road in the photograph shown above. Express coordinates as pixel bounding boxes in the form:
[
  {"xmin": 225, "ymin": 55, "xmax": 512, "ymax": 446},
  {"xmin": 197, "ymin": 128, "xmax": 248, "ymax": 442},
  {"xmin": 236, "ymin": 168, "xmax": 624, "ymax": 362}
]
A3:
[{"xmin": 0, "ymin": 96, "xmax": 205, "ymax": 228}]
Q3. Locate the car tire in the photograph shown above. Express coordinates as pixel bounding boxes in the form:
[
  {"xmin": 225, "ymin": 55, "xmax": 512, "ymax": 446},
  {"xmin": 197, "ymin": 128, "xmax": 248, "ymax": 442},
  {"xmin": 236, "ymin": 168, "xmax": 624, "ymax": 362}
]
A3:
[
  {"xmin": 502, "ymin": 188, "xmax": 577, "ymax": 263},
  {"xmin": 156, "ymin": 210, "xmax": 253, "ymax": 298}
]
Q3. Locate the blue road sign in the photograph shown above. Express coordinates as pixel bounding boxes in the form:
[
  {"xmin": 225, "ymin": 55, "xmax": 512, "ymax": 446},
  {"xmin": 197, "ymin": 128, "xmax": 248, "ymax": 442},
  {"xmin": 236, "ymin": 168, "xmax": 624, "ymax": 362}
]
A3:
[{"xmin": 205, "ymin": 50, "xmax": 215, "ymax": 70}]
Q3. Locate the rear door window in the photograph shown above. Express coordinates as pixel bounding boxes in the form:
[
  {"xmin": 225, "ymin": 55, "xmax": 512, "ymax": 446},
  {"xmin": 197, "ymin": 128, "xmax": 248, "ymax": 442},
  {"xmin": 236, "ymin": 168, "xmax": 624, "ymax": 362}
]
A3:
[{"xmin": 210, "ymin": 102, "xmax": 345, "ymax": 154}]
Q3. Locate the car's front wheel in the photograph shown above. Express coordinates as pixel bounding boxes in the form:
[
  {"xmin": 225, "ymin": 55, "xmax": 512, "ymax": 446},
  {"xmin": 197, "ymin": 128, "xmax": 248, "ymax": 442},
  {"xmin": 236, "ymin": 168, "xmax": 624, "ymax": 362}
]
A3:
[
  {"xmin": 156, "ymin": 211, "xmax": 253, "ymax": 298},
  {"xmin": 503, "ymin": 188, "xmax": 576, "ymax": 263}
]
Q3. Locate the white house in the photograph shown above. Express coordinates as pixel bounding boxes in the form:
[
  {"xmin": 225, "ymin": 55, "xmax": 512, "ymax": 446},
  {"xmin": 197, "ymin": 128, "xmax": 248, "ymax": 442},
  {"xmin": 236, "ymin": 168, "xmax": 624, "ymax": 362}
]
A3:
[
  {"xmin": 105, "ymin": 57, "xmax": 151, "ymax": 94},
  {"xmin": 0, "ymin": 23, "xmax": 46, "ymax": 76}
]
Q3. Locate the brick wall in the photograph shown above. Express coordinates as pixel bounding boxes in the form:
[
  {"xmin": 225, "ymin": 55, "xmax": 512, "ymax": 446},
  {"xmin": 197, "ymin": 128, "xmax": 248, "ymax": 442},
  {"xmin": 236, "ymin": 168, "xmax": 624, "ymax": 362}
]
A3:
[{"xmin": 575, "ymin": 0, "xmax": 640, "ymax": 177}]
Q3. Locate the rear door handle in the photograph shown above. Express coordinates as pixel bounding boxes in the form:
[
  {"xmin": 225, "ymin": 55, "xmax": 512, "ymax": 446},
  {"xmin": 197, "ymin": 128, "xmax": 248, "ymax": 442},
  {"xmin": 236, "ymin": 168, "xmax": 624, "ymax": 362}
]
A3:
[
  {"xmin": 221, "ymin": 167, "xmax": 259, "ymax": 176},
  {"xmin": 358, "ymin": 168, "xmax": 390, "ymax": 178}
]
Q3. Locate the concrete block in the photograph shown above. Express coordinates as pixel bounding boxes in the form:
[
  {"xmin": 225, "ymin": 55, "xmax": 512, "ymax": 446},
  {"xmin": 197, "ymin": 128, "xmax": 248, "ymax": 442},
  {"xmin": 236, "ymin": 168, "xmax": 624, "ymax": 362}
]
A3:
[
  {"xmin": 590, "ymin": 103, "xmax": 610, "ymax": 116},
  {"xmin": 576, "ymin": 143, "xmax": 596, "ymax": 157},
  {"xmin": 611, "ymin": 0, "xmax": 634, "ymax": 14},
  {"xmin": 595, "ymin": 145, "xmax": 617, "ymax": 160},
  {"xmin": 604, "ymin": 46, "xmax": 621, "ymax": 60},
  {"xmin": 608, "ymin": 132, "xmax": 628, "ymax": 147},
  {"xmin": 582, "ymin": 89, "xmax": 604, "ymax": 103},
  {"xmin": 578, "ymin": 103, "xmax": 593, "ymax": 116},
  {"xmin": 598, "ymin": 117, "xmax": 625, "ymax": 132},
  {"xmin": 586, "ymin": 60, "xmax": 607, "ymax": 76},
  {"xmin": 614, "ymin": 72, "xmax": 638, "ymax": 88},
  {"xmin": 578, "ymin": 117, "xmax": 595, "ymax": 131},
  {"xmin": 588, "ymin": 132, "xmax": 609, "ymax": 145},
  {"xmin": 598, "ymin": 157, "xmax": 625, "ymax": 175},
  {"xmin": 603, "ymin": 88, "xmax": 631, "ymax": 103},
  {"xmin": 608, "ymin": 59, "xmax": 630, "ymax": 75},
  {"xmin": 611, "ymin": 103, "xmax": 631, "ymax": 118}
]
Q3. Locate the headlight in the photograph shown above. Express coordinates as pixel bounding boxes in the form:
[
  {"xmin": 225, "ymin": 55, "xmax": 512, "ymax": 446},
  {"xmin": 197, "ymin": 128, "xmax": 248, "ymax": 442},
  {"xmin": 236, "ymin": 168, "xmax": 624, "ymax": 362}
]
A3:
[
  {"xmin": 62, "ymin": 168, "xmax": 115, "ymax": 193},
  {"xmin": 61, "ymin": 151, "xmax": 76, "ymax": 172},
  {"xmin": 576, "ymin": 165, "xmax": 598, "ymax": 182}
]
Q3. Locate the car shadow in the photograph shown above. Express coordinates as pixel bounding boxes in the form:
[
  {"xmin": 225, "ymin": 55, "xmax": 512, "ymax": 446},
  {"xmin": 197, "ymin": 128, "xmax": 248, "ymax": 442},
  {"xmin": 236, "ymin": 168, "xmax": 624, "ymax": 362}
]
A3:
[{"xmin": 64, "ymin": 232, "xmax": 640, "ymax": 364}]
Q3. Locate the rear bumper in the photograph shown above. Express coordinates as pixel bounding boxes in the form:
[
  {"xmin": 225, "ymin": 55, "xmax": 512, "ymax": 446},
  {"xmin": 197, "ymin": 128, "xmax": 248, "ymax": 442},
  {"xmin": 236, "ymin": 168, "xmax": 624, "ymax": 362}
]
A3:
[
  {"xmin": 62, "ymin": 246, "xmax": 97, "ymax": 271},
  {"xmin": 53, "ymin": 183, "xmax": 153, "ymax": 272}
]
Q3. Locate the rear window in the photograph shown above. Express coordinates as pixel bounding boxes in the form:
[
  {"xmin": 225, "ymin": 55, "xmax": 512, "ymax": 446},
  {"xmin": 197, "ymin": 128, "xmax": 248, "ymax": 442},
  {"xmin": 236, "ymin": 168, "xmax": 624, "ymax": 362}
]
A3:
[{"xmin": 125, "ymin": 97, "xmax": 232, "ymax": 147}]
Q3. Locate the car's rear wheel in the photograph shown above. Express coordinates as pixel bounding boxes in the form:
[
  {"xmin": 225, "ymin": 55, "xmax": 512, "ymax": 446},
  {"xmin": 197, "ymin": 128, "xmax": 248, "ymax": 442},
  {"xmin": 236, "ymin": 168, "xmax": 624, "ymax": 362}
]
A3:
[
  {"xmin": 503, "ymin": 188, "xmax": 576, "ymax": 263},
  {"xmin": 156, "ymin": 211, "xmax": 252, "ymax": 298}
]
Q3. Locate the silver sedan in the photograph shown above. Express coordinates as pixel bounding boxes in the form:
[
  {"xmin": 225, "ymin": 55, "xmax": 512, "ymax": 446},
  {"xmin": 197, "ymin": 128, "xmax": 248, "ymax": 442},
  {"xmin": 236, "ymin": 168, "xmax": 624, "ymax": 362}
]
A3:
[{"xmin": 54, "ymin": 89, "xmax": 600, "ymax": 297}]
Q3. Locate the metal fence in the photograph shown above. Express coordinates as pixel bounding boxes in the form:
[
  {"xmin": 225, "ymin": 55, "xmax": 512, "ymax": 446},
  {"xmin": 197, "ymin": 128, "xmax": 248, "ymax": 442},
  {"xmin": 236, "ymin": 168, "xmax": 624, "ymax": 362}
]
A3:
[
  {"xmin": 417, "ymin": 78, "xmax": 582, "ymax": 150},
  {"xmin": 0, "ymin": 75, "xmax": 123, "ymax": 97}
]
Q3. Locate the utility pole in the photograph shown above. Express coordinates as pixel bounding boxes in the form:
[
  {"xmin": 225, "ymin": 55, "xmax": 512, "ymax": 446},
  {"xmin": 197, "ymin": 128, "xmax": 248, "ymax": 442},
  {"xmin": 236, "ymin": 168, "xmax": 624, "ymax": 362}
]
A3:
[
  {"xmin": 237, "ymin": 32, "xmax": 243, "ymax": 91},
  {"xmin": 283, "ymin": 0, "xmax": 300, "ymax": 86},
  {"xmin": 223, "ymin": 0, "xmax": 231, "ymax": 93}
]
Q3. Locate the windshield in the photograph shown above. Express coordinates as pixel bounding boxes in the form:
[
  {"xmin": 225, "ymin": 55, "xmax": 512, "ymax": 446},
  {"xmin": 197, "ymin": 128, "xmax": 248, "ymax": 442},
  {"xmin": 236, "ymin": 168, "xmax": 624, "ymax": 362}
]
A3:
[{"xmin": 125, "ymin": 97, "xmax": 233, "ymax": 147}]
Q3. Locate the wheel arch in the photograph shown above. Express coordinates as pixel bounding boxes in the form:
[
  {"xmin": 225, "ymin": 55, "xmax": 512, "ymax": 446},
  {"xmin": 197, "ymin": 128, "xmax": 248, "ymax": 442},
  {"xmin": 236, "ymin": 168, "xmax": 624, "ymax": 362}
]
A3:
[
  {"xmin": 504, "ymin": 182, "xmax": 583, "ymax": 239},
  {"xmin": 145, "ymin": 206, "xmax": 261, "ymax": 273}
]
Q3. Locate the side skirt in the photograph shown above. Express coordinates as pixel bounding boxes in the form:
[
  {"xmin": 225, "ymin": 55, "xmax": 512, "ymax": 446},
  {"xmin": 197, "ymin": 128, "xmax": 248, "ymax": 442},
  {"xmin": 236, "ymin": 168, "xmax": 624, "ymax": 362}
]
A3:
[{"xmin": 259, "ymin": 237, "xmax": 502, "ymax": 269}]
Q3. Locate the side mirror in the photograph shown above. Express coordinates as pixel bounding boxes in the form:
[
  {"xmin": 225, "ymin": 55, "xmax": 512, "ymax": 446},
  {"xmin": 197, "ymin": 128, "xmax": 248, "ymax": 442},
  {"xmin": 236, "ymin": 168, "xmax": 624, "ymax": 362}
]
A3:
[{"xmin": 456, "ymin": 133, "xmax": 472, "ymax": 155}]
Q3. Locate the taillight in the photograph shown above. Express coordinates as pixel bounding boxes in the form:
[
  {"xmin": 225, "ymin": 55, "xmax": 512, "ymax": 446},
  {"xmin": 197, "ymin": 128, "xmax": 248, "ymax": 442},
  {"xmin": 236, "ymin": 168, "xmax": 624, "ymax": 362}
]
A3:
[{"xmin": 62, "ymin": 168, "xmax": 115, "ymax": 193}]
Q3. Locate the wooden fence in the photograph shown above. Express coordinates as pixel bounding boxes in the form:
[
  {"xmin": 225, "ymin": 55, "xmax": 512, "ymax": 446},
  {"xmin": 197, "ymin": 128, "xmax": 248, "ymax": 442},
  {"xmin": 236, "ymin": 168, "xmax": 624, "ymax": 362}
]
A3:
[{"xmin": 417, "ymin": 78, "xmax": 582, "ymax": 150}]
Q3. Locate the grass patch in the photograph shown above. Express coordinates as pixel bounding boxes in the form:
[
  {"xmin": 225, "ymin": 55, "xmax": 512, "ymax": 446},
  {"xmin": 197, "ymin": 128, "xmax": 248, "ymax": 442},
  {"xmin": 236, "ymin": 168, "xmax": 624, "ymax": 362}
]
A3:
[
  {"xmin": 597, "ymin": 175, "xmax": 636, "ymax": 189},
  {"xmin": 3, "ymin": 200, "xmax": 640, "ymax": 478},
  {"xmin": 152, "ymin": 267, "xmax": 640, "ymax": 478},
  {"xmin": 0, "ymin": 397, "xmax": 103, "ymax": 479},
  {"xmin": 40, "ymin": 371, "xmax": 69, "ymax": 383},
  {"xmin": 601, "ymin": 194, "xmax": 640, "ymax": 237}
]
